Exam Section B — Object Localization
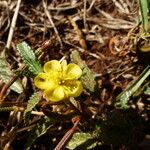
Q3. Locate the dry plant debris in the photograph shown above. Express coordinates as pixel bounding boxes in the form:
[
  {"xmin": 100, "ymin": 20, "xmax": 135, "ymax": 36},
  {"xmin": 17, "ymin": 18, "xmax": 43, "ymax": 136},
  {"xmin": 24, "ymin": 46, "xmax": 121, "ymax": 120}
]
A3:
[{"xmin": 0, "ymin": 0, "xmax": 150, "ymax": 150}]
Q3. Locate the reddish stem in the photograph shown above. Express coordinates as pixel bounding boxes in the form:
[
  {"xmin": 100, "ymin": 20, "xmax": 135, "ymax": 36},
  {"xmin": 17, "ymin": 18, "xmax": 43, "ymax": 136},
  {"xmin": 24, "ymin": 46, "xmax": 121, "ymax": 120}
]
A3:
[
  {"xmin": 0, "ymin": 76, "xmax": 18, "ymax": 102},
  {"xmin": 54, "ymin": 116, "xmax": 80, "ymax": 150}
]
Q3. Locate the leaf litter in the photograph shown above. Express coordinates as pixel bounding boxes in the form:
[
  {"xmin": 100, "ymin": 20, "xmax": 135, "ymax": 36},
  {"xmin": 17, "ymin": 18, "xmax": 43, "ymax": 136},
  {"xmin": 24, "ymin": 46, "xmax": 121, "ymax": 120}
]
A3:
[{"xmin": 0, "ymin": 0, "xmax": 149, "ymax": 150}]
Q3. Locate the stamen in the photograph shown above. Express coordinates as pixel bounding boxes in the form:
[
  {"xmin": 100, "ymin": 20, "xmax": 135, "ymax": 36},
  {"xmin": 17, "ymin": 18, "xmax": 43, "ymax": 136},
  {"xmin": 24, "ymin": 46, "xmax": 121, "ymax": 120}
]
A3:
[{"xmin": 58, "ymin": 80, "xmax": 65, "ymax": 85}]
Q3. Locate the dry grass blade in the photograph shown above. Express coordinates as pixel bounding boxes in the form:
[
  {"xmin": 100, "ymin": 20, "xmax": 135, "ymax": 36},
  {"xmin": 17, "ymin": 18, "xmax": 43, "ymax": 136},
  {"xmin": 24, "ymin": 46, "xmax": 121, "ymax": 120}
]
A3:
[
  {"xmin": 0, "ymin": 0, "xmax": 149, "ymax": 150},
  {"xmin": 83, "ymin": 0, "xmax": 87, "ymax": 29},
  {"xmin": 87, "ymin": 17, "xmax": 136, "ymax": 29},
  {"xmin": 6, "ymin": 0, "xmax": 22, "ymax": 49},
  {"xmin": 42, "ymin": 0, "xmax": 63, "ymax": 48}
]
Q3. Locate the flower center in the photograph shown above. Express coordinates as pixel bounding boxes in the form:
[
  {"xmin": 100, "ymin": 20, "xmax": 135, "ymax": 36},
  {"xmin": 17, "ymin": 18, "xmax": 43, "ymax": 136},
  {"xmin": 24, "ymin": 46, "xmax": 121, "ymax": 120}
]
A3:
[{"xmin": 58, "ymin": 79, "xmax": 65, "ymax": 85}]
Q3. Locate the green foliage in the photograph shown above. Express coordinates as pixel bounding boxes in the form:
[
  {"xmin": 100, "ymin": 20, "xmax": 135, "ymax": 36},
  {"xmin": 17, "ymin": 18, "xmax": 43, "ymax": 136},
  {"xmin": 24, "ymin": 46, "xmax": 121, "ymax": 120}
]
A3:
[
  {"xmin": 23, "ymin": 93, "xmax": 40, "ymax": 124},
  {"xmin": 66, "ymin": 132, "xmax": 97, "ymax": 150},
  {"xmin": 17, "ymin": 42, "xmax": 42, "ymax": 75},
  {"xmin": 139, "ymin": 0, "xmax": 149, "ymax": 32},
  {"xmin": 0, "ymin": 51, "xmax": 23, "ymax": 93},
  {"xmin": 70, "ymin": 50, "xmax": 96, "ymax": 92},
  {"xmin": 115, "ymin": 65, "xmax": 150, "ymax": 108},
  {"xmin": 144, "ymin": 86, "xmax": 150, "ymax": 95},
  {"xmin": 24, "ymin": 117, "xmax": 54, "ymax": 150},
  {"xmin": 16, "ymin": 67, "xmax": 34, "ymax": 77}
]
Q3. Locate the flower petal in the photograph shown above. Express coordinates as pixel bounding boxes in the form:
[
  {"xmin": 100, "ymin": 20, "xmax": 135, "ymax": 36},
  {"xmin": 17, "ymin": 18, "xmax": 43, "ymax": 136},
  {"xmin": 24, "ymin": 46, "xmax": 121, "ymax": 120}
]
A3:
[
  {"xmin": 64, "ymin": 63, "xmax": 82, "ymax": 80},
  {"xmin": 34, "ymin": 73, "xmax": 57, "ymax": 90},
  {"xmin": 61, "ymin": 60, "xmax": 67, "ymax": 74},
  {"xmin": 63, "ymin": 80, "xmax": 83, "ymax": 97},
  {"xmin": 44, "ymin": 60, "xmax": 61, "ymax": 74},
  {"xmin": 44, "ymin": 86, "xmax": 65, "ymax": 102}
]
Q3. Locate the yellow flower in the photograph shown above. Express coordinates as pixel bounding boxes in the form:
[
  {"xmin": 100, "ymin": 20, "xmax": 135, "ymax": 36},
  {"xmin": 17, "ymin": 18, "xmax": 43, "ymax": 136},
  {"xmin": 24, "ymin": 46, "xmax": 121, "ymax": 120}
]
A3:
[{"xmin": 34, "ymin": 60, "xmax": 83, "ymax": 102}]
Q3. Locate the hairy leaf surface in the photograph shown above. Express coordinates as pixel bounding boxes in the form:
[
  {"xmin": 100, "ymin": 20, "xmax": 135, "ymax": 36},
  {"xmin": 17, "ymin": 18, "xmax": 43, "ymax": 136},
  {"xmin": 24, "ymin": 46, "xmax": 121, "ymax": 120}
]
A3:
[{"xmin": 17, "ymin": 42, "xmax": 42, "ymax": 75}]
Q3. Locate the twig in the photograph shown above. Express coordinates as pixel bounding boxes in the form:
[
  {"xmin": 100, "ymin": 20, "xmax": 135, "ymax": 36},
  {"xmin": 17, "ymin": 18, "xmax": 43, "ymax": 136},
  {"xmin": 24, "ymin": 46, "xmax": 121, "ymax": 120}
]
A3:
[
  {"xmin": 63, "ymin": 41, "xmax": 101, "ymax": 60},
  {"xmin": 87, "ymin": 17, "xmax": 135, "ymax": 29},
  {"xmin": 83, "ymin": 0, "xmax": 87, "ymax": 30},
  {"xmin": 6, "ymin": 0, "xmax": 22, "ymax": 49},
  {"xmin": 31, "ymin": 111, "xmax": 44, "ymax": 116},
  {"xmin": 16, "ymin": 124, "xmax": 36, "ymax": 133},
  {"xmin": 119, "ymin": 0, "xmax": 130, "ymax": 13},
  {"xmin": 112, "ymin": 0, "xmax": 127, "ymax": 13},
  {"xmin": 42, "ymin": 0, "xmax": 63, "ymax": 48},
  {"xmin": 95, "ymin": 7, "xmax": 114, "ymax": 20},
  {"xmin": 0, "ymin": 76, "xmax": 18, "ymax": 102},
  {"xmin": 54, "ymin": 116, "xmax": 80, "ymax": 150},
  {"xmin": 48, "ymin": 2, "xmax": 82, "ymax": 11},
  {"xmin": 87, "ymin": 0, "xmax": 96, "ymax": 11}
]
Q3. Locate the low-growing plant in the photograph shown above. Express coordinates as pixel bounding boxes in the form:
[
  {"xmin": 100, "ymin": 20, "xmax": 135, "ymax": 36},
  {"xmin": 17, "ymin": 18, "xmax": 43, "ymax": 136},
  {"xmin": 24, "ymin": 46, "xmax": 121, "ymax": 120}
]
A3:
[{"xmin": 0, "ymin": 41, "xmax": 149, "ymax": 150}]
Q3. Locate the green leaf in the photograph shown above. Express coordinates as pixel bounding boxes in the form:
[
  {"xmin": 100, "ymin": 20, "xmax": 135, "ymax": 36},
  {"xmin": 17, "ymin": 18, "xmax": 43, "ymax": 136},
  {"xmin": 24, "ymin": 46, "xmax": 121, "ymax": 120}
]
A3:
[
  {"xmin": 67, "ymin": 132, "xmax": 97, "ymax": 150},
  {"xmin": 17, "ymin": 42, "xmax": 42, "ymax": 75},
  {"xmin": 0, "ymin": 52, "xmax": 23, "ymax": 93},
  {"xmin": 70, "ymin": 50, "xmax": 96, "ymax": 92},
  {"xmin": 23, "ymin": 93, "xmax": 40, "ymax": 124},
  {"xmin": 24, "ymin": 117, "xmax": 54, "ymax": 150},
  {"xmin": 115, "ymin": 65, "xmax": 150, "ymax": 108},
  {"xmin": 144, "ymin": 86, "xmax": 150, "ymax": 95},
  {"xmin": 139, "ymin": 0, "xmax": 149, "ymax": 32}
]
